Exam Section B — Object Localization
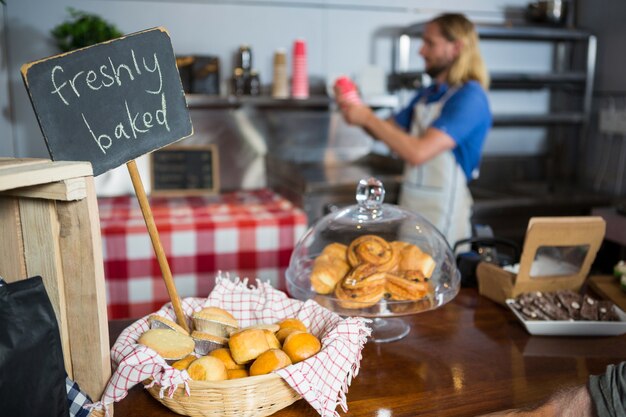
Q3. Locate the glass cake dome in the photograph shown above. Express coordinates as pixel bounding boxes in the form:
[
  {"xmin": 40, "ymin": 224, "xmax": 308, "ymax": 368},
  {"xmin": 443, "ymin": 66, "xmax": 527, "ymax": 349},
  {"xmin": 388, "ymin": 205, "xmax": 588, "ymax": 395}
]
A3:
[{"xmin": 286, "ymin": 177, "xmax": 461, "ymax": 342}]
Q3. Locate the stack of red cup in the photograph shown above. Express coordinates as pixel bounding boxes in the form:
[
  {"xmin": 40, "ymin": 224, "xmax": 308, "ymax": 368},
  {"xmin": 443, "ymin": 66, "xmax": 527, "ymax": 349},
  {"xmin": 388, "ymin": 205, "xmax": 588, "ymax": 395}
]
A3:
[
  {"xmin": 334, "ymin": 76, "xmax": 361, "ymax": 105},
  {"xmin": 291, "ymin": 39, "xmax": 309, "ymax": 99}
]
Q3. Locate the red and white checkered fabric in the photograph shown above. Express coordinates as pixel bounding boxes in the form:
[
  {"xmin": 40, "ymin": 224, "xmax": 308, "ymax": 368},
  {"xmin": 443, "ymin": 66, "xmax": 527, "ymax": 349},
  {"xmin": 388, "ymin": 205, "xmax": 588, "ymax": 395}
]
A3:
[
  {"xmin": 98, "ymin": 189, "xmax": 307, "ymax": 319},
  {"xmin": 90, "ymin": 276, "xmax": 371, "ymax": 417}
]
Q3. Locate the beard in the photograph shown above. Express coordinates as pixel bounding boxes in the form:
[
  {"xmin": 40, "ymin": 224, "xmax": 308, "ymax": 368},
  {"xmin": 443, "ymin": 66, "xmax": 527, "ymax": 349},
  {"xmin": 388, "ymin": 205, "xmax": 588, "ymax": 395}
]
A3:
[
  {"xmin": 424, "ymin": 54, "xmax": 455, "ymax": 80},
  {"xmin": 425, "ymin": 63, "xmax": 448, "ymax": 79}
]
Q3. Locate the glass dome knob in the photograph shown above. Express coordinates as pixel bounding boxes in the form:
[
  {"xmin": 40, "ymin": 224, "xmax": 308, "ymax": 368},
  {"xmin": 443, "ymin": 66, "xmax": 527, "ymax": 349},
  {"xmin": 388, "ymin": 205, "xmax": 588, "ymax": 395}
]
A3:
[{"xmin": 356, "ymin": 177, "xmax": 385, "ymax": 218}]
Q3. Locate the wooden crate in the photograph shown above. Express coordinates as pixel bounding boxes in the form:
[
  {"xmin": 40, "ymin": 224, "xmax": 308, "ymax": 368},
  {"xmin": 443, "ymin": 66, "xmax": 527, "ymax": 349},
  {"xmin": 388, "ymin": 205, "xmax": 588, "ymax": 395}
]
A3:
[{"xmin": 0, "ymin": 158, "xmax": 111, "ymax": 407}]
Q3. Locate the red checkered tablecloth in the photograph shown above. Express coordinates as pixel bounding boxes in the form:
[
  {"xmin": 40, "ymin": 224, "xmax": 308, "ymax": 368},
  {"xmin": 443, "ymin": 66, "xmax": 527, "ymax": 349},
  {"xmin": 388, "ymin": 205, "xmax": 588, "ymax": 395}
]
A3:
[{"xmin": 98, "ymin": 189, "xmax": 307, "ymax": 319}]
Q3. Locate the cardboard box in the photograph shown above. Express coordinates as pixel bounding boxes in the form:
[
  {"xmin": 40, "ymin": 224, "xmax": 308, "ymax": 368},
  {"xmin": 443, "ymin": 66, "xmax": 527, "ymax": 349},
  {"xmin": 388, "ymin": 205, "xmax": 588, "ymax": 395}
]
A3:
[{"xmin": 477, "ymin": 216, "xmax": 606, "ymax": 305}]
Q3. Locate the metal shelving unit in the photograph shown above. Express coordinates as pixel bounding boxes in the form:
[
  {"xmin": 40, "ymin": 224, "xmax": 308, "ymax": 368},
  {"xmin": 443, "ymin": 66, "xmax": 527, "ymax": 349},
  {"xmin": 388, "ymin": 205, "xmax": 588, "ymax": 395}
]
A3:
[
  {"xmin": 387, "ymin": 23, "xmax": 609, "ymax": 244},
  {"xmin": 389, "ymin": 23, "xmax": 597, "ymax": 186},
  {"xmin": 390, "ymin": 23, "xmax": 596, "ymax": 126}
]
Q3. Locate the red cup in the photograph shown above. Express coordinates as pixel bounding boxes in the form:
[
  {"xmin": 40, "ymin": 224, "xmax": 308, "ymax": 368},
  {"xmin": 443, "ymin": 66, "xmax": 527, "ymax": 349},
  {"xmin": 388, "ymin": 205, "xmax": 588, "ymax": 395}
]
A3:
[
  {"xmin": 334, "ymin": 76, "xmax": 361, "ymax": 105},
  {"xmin": 292, "ymin": 39, "xmax": 309, "ymax": 99},
  {"xmin": 293, "ymin": 39, "xmax": 306, "ymax": 55}
]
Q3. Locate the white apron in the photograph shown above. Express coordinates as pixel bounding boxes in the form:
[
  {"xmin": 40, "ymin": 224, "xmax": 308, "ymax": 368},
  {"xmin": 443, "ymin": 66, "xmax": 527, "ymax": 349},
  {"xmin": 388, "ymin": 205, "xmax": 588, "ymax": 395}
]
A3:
[{"xmin": 398, "ymin": 88, "xmax": 473, "ymax": 247}]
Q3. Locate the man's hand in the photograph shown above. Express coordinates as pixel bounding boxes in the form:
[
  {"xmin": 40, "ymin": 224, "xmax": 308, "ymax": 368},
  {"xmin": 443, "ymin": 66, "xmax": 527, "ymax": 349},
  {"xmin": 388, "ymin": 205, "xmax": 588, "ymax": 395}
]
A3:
[
  {"xmin": 340, "ymin": 103, "xmax": 376, "ymax": 128},
  {"xmin": 334, "ymin": 88, "xmax": 375, "ymax": 127},
  {"xmin": 478, "ymin": 385, "xmax": 595, "ymax": 417}
]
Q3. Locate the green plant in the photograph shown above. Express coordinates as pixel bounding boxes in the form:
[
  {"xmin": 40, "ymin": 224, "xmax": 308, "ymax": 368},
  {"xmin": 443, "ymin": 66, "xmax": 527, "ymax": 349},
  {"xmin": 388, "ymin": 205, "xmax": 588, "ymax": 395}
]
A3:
[{"xmin": 51, "ymin": 8, "xmax": 122, "ymax": 52}]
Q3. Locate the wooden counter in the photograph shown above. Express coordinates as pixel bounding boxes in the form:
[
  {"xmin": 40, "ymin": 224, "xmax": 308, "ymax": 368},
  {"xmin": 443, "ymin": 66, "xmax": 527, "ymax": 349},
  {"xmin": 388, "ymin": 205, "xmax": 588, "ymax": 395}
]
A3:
[{"xmin": 108, "ymin": 289, "xmax": 626, "ymax": 416}]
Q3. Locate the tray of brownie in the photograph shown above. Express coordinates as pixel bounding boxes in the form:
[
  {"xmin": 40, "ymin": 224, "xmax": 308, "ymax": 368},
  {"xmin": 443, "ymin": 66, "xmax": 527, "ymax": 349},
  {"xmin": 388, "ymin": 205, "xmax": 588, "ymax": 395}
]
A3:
[{"xmin": 506, "ymin": 290, "xmax": 626, "ymax": 336}]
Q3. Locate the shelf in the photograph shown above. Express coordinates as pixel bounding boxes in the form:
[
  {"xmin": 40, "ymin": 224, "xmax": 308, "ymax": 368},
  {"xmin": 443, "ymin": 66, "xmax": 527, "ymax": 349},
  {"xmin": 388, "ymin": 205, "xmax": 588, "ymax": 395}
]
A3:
[
  {"xmin": 493, "ymin": 112, "xmax": 586, "ymax": 126},
  {"xmin": 401, "ymin": 23, "xmax": 592, "ymax": 41},
  {"xmin": 388, "ymin": 71, "xmax": 587, "ymax": 91},
  {"xmin": 185, "ymin": 94, "xmax": 331, "ymax": 110},
  {"xmin": 490, "ymin": 72, "xmax": 587, "ymax": 88}
]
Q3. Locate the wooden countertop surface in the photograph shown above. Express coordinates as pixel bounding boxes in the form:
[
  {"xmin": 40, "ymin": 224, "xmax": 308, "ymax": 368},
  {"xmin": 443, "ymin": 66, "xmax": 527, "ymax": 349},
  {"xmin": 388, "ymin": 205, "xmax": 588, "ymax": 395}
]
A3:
[{"xmin": 108, "ymin": 289, "xmax": 626, "ymax": 416}]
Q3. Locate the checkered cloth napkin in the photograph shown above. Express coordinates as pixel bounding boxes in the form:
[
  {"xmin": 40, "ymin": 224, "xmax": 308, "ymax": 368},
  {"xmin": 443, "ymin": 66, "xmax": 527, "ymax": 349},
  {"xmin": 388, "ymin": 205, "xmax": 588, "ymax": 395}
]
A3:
[
  {"xmin": 89, "ymin": 275, "xmax": 371, "ymax": 417},
  {"xmin": 66, "ymin": 377, "xmax": 91, "ymax": 417}
]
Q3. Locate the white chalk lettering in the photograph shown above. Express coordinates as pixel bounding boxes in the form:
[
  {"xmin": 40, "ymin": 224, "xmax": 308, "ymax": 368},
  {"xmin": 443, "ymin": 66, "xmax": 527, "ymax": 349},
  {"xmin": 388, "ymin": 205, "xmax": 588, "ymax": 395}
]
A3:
[
  {"xmin": 143, "ymin": 53, "xmax": 162, "ymax": 95},
  {"xmin": 68, "ymin": 70, "xmax": 85, "ymax": 97},
  {"xmin": 99, "ymin": 64, "xmax": 115, "ymax": 87},
  {"xmin": 155, "ymin": 93, "xmax": 170, "ymax": 131},
  {"xmin": 142, "ymin": 112, "xmax": 153, "ymax": 128},
  {"xmin": 115, "ymin": 123, "xmax": 130, "ymax": 139},
  {"xmin": 48, "ymin": 49, "xmax": 164, "ymax": 106},
  {"xmin": 82, "ymin": 113, "xmax": 111, "ymax": 154},
  {"xmin": 108, "ymin": 57, "xmax": 135, "ymax": 86},
  {"xmin": 125, "ymin": 100, "xmax": 149, "ymax": 138},
  {"xmin": 82, "ymin": 94, "xmax": 170, "ymax": 153},
  {"xmin": 85, "ymin": 70, "xmax": 101, "ymax": 91},
  {"xmin": 50, "ymin": 66, "xmax": 69, "ymax": 105},
  {"xmin": 131, "ymin": 49, "xmax": 142, "ymax": 75}
]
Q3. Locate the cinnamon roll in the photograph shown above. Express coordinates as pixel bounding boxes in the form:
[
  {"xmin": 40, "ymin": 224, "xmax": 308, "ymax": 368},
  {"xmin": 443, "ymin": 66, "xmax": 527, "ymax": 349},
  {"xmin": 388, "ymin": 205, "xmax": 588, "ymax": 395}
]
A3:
[{"xmin": 347, "ymin": 235, "xmax": 397, "ymax": 272}]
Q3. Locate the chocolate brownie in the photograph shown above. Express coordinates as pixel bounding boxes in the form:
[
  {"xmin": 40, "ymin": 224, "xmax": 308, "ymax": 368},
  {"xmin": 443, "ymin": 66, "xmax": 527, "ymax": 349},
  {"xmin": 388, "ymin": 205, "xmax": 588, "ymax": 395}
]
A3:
[
  {"xmin": 598, "ymin": 301, "xmax": 619, "ymax": 321},
  {"xmin": 579, "ymin": 295, "xmax": 600, "ymax": 321},
  {"xmin": 512, "ymin": 291, "xmax": 619, "ymax": 322},
  {"xmin": 534, "ymin": 291, "xmax": 570, "ymax": 320},
  {"xmin": 554, "ymin": 290, "xmax": 582, "ymax": 320}
]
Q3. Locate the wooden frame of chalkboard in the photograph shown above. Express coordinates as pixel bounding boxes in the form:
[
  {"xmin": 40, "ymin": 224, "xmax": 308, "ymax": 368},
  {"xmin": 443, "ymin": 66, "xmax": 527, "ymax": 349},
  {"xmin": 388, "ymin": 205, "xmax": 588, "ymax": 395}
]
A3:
[{"xmin": 150, "ymin": 144, "xmax": 219, "ymax": 196}]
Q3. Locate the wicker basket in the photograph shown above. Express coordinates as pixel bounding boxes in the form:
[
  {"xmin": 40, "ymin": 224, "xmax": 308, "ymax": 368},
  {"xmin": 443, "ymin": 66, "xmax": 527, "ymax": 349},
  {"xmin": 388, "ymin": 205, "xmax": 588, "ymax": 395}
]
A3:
[{"xmin": 144, "ymin": 372, "xmax": 301, "ymax": 417}]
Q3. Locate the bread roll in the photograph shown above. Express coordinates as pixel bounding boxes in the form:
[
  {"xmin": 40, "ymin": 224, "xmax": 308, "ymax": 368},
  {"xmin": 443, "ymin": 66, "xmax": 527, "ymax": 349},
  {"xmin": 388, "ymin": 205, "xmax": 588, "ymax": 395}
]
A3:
[
  {"xmin": 389, "ymin": 241, "xmax": 411, "ymax": 273},
  {"xmin": 171, "ymin": 354, "xmax": 197, "ymax": 370},
  {"xmin": 138, "ymin": 329, "xmax": 195, "ymax": 360},
  {"xmin": 228, "ymin": 328, "xmax": 271, "ymax": 364},
  {"xmin": 249, "ymin": 349, "xmax": 292, "ymax": 376},
  {"xmin": 227, "ymin": 369, "xmax": 249, "ymax": 379},
  {"xmin": 148, "ymin": 314, "xmax": 190, "ymax": 335},
  {"xmin": 277, "ymin": 318, "xmax": 307, "ymax": 332},
  {"xmin": 322, "ymin": 242, "xmax": 348, "ymax": 260},
  {"xmin": 209, "ymin": 348, "xmax": 245, "ymax": 370},
  {"xmin": 187, "ymin": 356, "xmax": 228, "ymax": 381},
  {"xmin": 311, "ymin": 243, "xmax": 350, "ymax": 294},
  {"xmin": 282, "ymin": 331, "xmax": 321, "ymax": 364},
  {"xmin": 192, "ymin": 307, "xmax": 239, "ymax": 337},
  {"xmin": 264, "ymin": 330, "xmax": 281, "ymax": 349},
  {"xmin": 238, "ymin": 323, "xmax": 280, "ymax": 333},
  {"xmin": 275, "ymin": 327, "xmax": 298, "ymax": 344},
  {"xmin": 191, "ymin": 331, "xmax": 227, "ymax": 355},
  {"xmin": 399, "ymin": 244, "xmax": 436, "ymax": 278}
]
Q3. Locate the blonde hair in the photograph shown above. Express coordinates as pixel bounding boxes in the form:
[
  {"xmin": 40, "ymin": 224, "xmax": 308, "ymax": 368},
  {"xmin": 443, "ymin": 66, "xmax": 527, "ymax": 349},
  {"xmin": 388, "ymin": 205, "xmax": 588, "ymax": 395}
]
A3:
[{"xmin": 430, "ymin": 13, "xmax": 490, "ymax": 90}]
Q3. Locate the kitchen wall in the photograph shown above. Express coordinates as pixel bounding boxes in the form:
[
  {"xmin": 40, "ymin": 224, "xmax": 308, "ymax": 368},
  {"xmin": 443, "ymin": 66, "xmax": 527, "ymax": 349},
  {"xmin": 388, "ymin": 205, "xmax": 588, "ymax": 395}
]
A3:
[{"xmin": 2, "ymin": 0, "xmax": 534, "ymax": 161}]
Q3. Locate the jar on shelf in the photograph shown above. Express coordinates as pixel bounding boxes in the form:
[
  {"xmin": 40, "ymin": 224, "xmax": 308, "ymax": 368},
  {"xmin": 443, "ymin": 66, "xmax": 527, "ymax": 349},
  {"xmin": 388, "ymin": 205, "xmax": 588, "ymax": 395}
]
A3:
[
  {"xmin": 231, "ymin": 67, "xmax": 245, "ymax": 96},
  {"xmin": 247, "ymin": 70, "xmax": 261, "ymax": 96}
]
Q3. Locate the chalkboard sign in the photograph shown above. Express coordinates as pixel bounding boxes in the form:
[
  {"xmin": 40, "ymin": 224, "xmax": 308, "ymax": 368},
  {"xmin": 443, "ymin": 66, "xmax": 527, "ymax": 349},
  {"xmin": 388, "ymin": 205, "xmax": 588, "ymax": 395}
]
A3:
[
  {"xmin": 151, "ymin": 145, "xmax": 219, "ymax": 195},
  {"xmin": 21, "ymin": 27, "xmax": 193, "ymax": 176}
]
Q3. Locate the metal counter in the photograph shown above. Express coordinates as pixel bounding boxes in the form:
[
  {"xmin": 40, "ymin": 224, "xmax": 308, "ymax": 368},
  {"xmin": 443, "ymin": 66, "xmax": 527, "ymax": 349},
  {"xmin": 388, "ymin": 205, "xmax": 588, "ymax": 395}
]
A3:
[
  {"xmin": 266, "ymin": 153, "xmax": 404, "ymax": 224},
  {"xmin": 268, "ymin": 152, "xmax": 615, "ymax": 244}
]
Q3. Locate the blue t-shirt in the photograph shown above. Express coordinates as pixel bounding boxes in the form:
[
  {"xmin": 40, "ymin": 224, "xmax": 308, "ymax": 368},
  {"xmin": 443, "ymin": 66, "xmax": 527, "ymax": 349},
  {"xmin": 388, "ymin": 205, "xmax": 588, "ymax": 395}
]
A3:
[{"xmin": 393, "ymin": 80, "xmax": 492, "ymax": 182}]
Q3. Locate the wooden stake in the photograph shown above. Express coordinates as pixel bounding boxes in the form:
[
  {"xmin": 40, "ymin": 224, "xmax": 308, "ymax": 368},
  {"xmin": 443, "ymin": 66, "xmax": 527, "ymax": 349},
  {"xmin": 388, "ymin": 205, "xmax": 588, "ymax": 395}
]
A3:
[{"xmin": 126, "ymin": 159, "xmax": 190, "ymax": 333}]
